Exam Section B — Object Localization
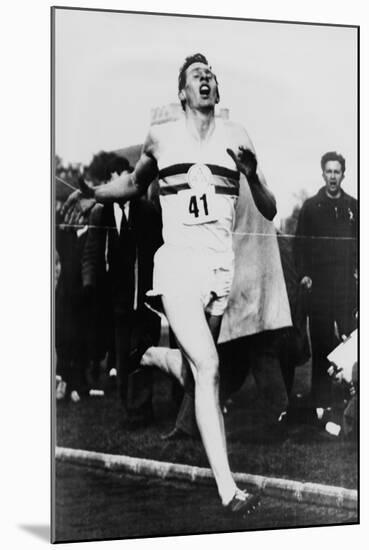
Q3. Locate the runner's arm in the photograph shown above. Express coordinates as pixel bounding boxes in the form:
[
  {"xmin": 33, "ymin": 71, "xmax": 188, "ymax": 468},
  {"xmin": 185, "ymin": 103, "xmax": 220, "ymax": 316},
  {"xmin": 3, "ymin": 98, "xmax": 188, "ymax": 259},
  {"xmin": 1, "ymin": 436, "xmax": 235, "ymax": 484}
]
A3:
[
  {"xmin": 95, "ymin": 152, "xmax": 158, "ymax": 203},
  {"xmin": 227, "ymin": 128, "xmax": 277, "ymax": 221},
  {"xmin": 62, "ymin": 131, "xmax": 158, "ymax": 224}
]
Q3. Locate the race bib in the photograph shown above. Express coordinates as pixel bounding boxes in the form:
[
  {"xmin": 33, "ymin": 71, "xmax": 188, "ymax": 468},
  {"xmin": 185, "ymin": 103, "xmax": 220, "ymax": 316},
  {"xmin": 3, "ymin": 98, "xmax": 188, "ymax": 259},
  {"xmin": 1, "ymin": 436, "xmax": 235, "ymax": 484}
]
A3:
[
  {"xmin": 179, "ymin": 163, "xmax": 218, "ymax": 225},
  {"xmin": 179, "ymin": 187, "xmax": 218, "ymax": 225}
]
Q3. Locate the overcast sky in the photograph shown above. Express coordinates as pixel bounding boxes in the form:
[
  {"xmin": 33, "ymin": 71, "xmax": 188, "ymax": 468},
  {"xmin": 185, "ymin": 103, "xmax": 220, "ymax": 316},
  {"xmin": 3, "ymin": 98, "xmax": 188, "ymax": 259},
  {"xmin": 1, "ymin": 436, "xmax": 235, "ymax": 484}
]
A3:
[{"xmin": 55, "ymin": 8, "xmax": 358, "ymax": 221}]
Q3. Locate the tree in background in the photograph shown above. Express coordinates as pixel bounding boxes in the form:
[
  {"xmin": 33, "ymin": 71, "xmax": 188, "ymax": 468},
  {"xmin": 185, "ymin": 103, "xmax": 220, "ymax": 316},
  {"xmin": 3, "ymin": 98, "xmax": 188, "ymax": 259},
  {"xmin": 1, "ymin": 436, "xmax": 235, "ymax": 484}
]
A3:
[
  {"xmin": 280, "ymin": 189, "xmax": 309, "ymax": 235},
  {"xmin": 55, "ymin": 155, "xmax": 85, "ymax": 202}
]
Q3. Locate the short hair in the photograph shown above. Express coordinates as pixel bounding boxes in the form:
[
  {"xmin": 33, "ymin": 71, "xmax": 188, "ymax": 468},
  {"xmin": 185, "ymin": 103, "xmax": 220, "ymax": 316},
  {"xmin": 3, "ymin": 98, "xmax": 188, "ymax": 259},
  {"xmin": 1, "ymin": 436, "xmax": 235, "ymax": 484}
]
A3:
[
  {"xmin": 107, "ymin": 154, "xmax": 133, "ymax": 176},
  {"xmin": 321, "ymin": 151, "xmax": 346, "ymax": 174},
  {"xmin": 178, "ymin": 53, "xmax": 220, "ymax": 110},
  {"xmin": 87, "ymin": 151, "xmax": 132, "ymax": 183}
]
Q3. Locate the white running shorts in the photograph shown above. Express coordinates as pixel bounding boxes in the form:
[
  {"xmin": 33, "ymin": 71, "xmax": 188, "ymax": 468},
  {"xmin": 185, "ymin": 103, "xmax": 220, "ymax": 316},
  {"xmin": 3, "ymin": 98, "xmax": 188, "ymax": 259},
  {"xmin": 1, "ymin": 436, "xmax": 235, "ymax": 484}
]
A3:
[{"xmin": 146, "ymin": 244, "xmax": 234, "ymax": 317}]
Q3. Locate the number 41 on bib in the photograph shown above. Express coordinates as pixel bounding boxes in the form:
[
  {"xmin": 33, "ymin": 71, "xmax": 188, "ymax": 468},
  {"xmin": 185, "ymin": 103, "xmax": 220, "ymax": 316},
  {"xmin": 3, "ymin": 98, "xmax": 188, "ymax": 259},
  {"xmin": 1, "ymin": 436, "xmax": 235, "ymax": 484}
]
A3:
[{"xmin": 179, "ymin": 187, "xmax": 218, "ymax": 225}]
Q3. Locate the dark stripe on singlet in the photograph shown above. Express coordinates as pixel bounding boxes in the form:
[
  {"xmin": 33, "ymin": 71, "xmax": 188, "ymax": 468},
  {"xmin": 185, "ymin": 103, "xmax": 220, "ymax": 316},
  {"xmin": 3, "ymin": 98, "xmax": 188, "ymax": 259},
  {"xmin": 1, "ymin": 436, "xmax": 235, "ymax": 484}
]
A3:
[
  {"xmin": 158, "ymin": 163, "xmax": 239, "ymax": 181},
  {"xmin": 158, "ymin": 163, "xmax": 240, "ymax": 196},
  {"xmin": 160, "ymin": 184, "xmax": 238, "ymax": 196}
]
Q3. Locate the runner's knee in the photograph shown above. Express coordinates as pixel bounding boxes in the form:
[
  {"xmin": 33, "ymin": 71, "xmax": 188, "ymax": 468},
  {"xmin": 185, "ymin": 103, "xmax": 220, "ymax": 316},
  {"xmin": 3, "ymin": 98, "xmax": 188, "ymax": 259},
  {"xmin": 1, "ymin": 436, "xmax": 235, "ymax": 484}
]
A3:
[{"xmin": 194, "ymin": 354, "xmax": 219, "ymax": 385}]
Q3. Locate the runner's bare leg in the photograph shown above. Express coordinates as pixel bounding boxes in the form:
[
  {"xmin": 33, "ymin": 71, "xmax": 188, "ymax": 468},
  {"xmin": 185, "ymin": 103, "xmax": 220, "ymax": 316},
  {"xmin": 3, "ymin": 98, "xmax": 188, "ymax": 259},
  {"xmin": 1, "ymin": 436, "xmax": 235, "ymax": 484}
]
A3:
[
  {"xmin": 141, "ymin": 312, "xmax": 222, "ymax": 386},
  {"xmin": 160, "ymin": 293, "xmax": 237, "ymax": 505},
  {"xmin": 142, "ymin": 346, "xmax": 187, "ymax": 386},
  {"xmin": 204, "ymin": 313, "xmax": 228, "ymax": 463},
  {"xmin": 140, "ymin": 307, "xmax": 228, "ymax": 465}
]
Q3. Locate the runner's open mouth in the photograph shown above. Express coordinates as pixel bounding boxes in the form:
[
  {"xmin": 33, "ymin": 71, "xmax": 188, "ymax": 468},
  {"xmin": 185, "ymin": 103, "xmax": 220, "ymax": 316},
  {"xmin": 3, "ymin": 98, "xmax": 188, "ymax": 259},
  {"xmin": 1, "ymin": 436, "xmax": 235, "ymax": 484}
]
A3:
[{"xmin": 200, "ymin": 84, "xmax": 210, "ymax": 96}]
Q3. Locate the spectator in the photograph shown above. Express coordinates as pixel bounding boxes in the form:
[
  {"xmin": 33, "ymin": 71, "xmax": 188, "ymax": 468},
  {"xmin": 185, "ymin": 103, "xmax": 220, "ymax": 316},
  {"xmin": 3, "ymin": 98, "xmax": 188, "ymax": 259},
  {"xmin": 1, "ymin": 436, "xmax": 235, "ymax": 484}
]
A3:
[
  {"xmin": 55, "ymin": 215, "xmax": 91, "ymax": 402},
  {"xmin": 327, "ymin": 328, "xmax": 358, "ymax": 439},
  {"xmin": 295, "ymin": 151, "xmax": 357, "ymax": 409},
  {"xmin": 82, "ymin": 153, "xmax": 162, "ymax": 428},
  {"xmin": 277, "ymin": 232, "xmax": 311, "ymax": 397}
]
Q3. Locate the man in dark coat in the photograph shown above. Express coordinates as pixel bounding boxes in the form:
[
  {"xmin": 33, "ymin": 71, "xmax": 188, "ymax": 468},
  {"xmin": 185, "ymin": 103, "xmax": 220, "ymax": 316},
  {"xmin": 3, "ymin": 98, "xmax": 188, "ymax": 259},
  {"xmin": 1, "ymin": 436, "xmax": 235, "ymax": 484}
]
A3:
[
  {"xmin": 82, "ymin": 156, "xmax": 162, "ymax": 427},
  {"xmin": 55, "ymin": 219, "xmax": 100, "ymax": 401},
  {"xmin": 294, "ymin": 151, "xmax": 357, "ymax": 408}
]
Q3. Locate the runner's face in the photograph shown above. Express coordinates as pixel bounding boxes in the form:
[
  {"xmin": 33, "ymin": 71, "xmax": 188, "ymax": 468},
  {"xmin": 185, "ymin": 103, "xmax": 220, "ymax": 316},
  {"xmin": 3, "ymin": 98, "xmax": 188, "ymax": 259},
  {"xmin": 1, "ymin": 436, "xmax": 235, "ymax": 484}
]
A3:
[
  {"xmin": 322, "ymin": 160, "xmax": 344, "ymax": 197},
  {"xmin": 181, "ymin": 62, "xmax": 218, "ymax": 110}
]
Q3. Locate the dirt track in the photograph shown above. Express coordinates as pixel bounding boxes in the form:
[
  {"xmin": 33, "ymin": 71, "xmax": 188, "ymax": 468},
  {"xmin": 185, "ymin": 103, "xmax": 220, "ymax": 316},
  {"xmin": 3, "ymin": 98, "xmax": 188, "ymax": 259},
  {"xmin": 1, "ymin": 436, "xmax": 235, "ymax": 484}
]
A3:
[{"xmin": 54, "ymin": 462, "xmax": 357, "ymax": 543}]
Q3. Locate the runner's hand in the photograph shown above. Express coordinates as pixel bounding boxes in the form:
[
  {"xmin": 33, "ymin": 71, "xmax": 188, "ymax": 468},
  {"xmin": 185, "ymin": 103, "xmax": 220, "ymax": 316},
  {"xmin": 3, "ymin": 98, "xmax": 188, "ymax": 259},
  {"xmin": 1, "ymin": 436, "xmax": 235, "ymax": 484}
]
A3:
[
  {"xmin": 227, "ymin": 147, "xmax": 257, "ymax": 179},
  {"xmin": 61, "ymin": 177, "xmax": 96, "ymax": 226}
]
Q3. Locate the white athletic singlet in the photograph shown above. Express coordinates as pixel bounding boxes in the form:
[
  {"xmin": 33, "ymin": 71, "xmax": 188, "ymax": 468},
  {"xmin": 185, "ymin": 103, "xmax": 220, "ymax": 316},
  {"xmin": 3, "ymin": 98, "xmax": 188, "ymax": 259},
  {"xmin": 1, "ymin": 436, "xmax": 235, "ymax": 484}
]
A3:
[
  {"xmin": 146, "ymin": 117, "xmax": 249, "ymax": 314},
  {"xmin": 153, "ymin": 117, "xmax": 241, "ymax": 259}
]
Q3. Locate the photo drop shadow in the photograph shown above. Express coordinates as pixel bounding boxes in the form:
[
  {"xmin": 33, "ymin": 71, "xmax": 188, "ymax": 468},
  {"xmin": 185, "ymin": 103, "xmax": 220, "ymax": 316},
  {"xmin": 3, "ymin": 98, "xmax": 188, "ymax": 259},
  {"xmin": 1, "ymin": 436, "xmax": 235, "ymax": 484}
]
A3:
[{"xmin": 19, "ymin": 524, "xmax": 50, "ymax": 543}]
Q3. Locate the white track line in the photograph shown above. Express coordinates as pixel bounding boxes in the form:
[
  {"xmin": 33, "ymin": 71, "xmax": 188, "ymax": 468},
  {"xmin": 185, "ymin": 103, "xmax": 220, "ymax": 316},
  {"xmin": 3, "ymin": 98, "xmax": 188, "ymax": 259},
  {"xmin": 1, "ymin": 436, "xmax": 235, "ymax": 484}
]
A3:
[{"xmin": 55, "ymin": 446, "xmax": 357, "ymax": 511}]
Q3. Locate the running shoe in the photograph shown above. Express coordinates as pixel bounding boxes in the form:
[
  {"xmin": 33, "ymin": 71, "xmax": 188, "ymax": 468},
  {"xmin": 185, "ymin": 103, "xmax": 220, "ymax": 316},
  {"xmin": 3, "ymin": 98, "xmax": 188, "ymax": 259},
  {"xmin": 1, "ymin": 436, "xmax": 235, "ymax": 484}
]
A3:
[
  {"xmin": 70, "ymin": 390, "xmax": 81, "ymax": 403},
  {"xmin": 56, "ymin": 380, "xmax": 67, "ymax": 400},
  {"xmin": 226, "ymin": 488, "xmax": 260, "ymax": 515}
]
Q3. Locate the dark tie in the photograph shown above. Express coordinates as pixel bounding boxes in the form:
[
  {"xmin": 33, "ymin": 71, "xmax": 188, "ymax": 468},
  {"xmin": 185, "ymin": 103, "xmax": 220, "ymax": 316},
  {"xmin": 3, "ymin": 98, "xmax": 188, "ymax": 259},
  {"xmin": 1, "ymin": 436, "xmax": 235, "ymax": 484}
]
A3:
[{"xmin": 119, "ymin": 204, "xmax": 129, "ymax": 234}]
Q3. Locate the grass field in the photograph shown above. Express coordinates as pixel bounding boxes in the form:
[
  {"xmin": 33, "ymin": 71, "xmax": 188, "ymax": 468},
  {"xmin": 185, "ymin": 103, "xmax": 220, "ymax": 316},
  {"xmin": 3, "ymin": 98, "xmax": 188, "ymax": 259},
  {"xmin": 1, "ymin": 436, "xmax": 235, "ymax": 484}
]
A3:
[{"xmin": 56, "ymin": 363, "xmax": 358, "ymax": 491}]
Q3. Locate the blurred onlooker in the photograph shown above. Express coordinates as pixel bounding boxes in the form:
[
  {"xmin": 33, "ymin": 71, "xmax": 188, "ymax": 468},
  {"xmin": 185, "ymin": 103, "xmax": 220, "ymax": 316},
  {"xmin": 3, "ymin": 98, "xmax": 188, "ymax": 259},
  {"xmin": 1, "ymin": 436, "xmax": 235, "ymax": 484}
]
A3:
[
  {"xmin": 55, "ymin": 181, "xmax": 109, "ymax": 401},
  {"xmin": 55, "ymin": 248, "xmax": 66, "ymax": 400},
  {"xmin": 55, "ymin": 248, "xmax": 61, "ymax": 287},
  {"xmin": 327, "ymin": 329, "xmax": 358, "ymax": 438},
  {"xmin": 55, "ymin": 213, "xmax": 91, "ymax": 402},
  {"xmin": 82, "ymin": 153, "xmax": 162, "ymax": 428},
  {"xmin": 294, "ymin": 151, "xmax": 357, "ymax": 409},
  {"xmin": 277, "ymin": 233, "xmax": 311, "ymax": 396},
  {"xmin": 341, "ymin": 359, "xmax": 358, "ymax": 439}
]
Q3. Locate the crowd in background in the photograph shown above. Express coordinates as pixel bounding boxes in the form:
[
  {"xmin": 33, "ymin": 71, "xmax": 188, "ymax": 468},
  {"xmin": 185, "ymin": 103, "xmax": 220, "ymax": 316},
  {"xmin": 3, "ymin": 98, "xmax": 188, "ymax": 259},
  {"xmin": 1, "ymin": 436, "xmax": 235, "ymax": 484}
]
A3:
[{"xmin": 55, "ymin": 149, "xmax": 358, "ymax": 440}]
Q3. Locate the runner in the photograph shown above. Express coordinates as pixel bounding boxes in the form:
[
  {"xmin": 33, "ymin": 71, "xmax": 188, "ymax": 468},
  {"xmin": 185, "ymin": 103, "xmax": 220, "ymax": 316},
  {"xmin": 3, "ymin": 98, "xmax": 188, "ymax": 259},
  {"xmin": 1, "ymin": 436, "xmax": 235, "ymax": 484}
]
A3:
[{"xmin": 62, "ymin": 53, "xmax": 276, "ymax": 514}]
